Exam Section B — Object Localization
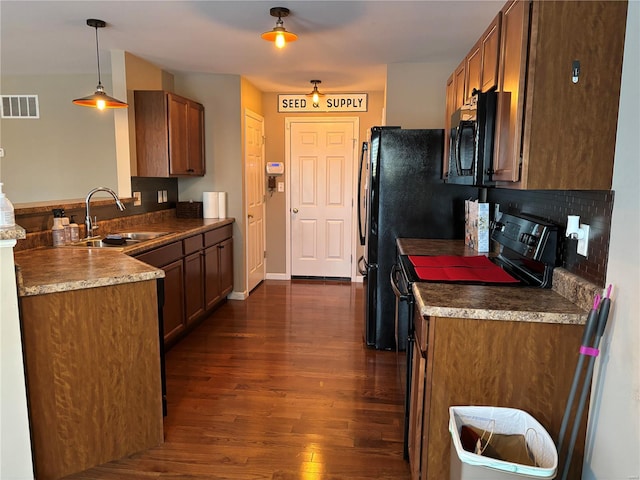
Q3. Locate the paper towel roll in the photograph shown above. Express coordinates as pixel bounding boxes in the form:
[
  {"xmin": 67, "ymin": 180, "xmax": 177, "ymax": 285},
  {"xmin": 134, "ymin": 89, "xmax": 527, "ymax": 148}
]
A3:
[
  {"xmin": 203, "ymin": 192, "xmax": 219, "ymax": 218},
  {"xmin": 218, "ymin": 192, "xmax": 227, "ymax": 218}
]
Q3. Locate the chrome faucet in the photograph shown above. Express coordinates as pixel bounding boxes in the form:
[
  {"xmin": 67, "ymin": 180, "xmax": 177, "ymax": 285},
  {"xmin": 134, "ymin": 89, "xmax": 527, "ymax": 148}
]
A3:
[{"xmin": 84, "ymin": 187, "xmax": 126, "ymax": 239}]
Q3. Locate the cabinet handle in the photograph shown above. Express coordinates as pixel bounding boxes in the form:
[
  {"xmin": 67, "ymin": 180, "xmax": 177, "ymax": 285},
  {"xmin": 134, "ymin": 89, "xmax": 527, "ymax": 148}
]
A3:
[
  {"xmin": 218, "ymin": 244, "xmax": 224, "ymax": 249},
  {"xmin": 187, "ymin": 168, "xmax": 194, "ymax": 173}
]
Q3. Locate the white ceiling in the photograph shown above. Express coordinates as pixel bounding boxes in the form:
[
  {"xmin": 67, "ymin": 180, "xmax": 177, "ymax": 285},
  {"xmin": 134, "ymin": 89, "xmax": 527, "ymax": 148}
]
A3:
[{"xmin": 0, "ymin": 0, "xmax": 505, "ymax": 94}]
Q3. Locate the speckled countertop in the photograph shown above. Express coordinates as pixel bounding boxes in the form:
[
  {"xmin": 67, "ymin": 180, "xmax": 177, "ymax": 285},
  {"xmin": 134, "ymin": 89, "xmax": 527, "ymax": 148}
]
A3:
[
  {"xmin": 14, "ymin": 218, "xmax": 233, "ymax": 297},
  {"xmin": 397, "ymin": 238, "xmax": 595, "ymax": 325}
]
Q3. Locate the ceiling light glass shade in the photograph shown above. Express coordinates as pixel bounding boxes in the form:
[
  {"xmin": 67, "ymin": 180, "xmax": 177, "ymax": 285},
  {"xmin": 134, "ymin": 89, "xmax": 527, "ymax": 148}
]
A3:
[{"xmin": 73, "ymin": 19, "xmax": 128, "ymax": 109}]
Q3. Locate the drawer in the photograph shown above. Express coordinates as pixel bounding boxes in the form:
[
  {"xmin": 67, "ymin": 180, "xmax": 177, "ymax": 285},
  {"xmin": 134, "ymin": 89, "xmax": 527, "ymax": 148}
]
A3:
[
  {"xmin": 135, "ymin": 241, "xmax": 183, "ymax": 268},
  {"xmin": 183, "ymin": 234, "xmax": 203, "ymax": 255},
  {"xmin": 204, "ymin": 224, "xmax": 232, "ymax": 247}
]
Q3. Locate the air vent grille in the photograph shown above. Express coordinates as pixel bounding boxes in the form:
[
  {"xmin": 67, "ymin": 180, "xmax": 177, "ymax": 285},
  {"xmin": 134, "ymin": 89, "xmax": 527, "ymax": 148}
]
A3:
[{"xmin": 1, "ymin": 95, "xmax": 39, "ymax": 118}]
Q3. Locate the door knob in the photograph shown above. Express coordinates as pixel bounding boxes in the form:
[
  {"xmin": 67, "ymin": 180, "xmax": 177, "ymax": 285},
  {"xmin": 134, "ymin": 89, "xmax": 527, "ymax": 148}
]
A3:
[
  {"xmin": 248, "ymin": 214, "xmax": 254, "ymax": 219},
  {"xmin": 292, "ymin": 208, "xmax": 299, "ymax": 213}
]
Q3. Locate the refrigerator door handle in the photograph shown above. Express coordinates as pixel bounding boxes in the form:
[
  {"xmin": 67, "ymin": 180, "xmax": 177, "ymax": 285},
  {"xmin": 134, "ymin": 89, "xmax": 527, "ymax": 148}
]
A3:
[
  {"xmin": 357, "ymin": 141, "xmax": 368, "ymax": 246},
  {"xmin": 357, "ymin": 255, "xmax": 368, "ymax": 276}
]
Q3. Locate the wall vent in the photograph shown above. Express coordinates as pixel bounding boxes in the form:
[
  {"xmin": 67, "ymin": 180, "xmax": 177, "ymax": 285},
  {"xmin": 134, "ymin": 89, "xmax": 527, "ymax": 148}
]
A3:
[{"xmin": 1, "ymin": 95, "xmax": 39, "ymax": 118}]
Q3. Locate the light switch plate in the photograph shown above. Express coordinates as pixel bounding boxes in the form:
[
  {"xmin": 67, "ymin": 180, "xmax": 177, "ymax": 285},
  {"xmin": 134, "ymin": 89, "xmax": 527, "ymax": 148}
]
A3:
[
  {"xmin": 277, "ymin": 182, "xmax": 285, "ymax": 193},
  {"xmin": 162, "ymin": 190, "xmax": 168, "ymax": 203},
  {"xmin": 133, "ymin": 191, "xmax": 142, "ymax": 206},
  {"xmin": 157, "ymin": 190, "xmax": 163, "ymax": 203}
]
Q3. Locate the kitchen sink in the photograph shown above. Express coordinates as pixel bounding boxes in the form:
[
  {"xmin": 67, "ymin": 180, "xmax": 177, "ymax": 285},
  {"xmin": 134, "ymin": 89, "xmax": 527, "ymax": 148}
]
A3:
[
  {"xmin": 114, "ymin": 232, "xmax": 171, "ymax": 241},
  {"xmin": 65, "ymin": 232, "xmax": 172, "ymax": 248}
]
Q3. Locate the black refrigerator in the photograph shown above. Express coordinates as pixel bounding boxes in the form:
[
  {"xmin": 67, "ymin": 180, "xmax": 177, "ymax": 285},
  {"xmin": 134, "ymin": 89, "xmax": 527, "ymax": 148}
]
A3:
[{"xmin": 358, "ymin": 127, "xmax": 477, "ymax": 350}]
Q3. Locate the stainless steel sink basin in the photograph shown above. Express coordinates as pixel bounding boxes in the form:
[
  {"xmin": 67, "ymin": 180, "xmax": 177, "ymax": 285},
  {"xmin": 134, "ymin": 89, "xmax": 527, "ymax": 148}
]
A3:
[
  {"xmin": 64, "ymin": 231, "xmax": 172, "ymax": 248},
  {"xmin": 114, "ymin": 232, "xmax": 171, "ymax": 241}
]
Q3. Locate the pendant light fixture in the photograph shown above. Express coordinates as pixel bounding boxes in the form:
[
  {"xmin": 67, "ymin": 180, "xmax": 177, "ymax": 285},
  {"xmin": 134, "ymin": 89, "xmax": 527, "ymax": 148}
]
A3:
[
  {"xmin": 306, "ymin": 80, "xmax": 324, "ymax": 106},
  {"xmin": 73, "ymin": 19, "xmax": 128, "ymax": 110},
  {"xmin": 261, "ymin": 7, "xmax": 298, "ymax": 49}
]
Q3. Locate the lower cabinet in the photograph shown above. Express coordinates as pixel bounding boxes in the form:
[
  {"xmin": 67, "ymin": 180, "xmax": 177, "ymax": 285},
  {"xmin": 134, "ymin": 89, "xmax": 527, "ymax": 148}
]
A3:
[
  {"xmin": 20, "ymin": 280, "xmax": 164, "ymax": 480},
  {"xmin": 409, "ymin": 312, "xmax": 587, "ymax": 480},
  {"xmin": 135, "ymin": 223, "xmax": 233, "ymax": 347}
]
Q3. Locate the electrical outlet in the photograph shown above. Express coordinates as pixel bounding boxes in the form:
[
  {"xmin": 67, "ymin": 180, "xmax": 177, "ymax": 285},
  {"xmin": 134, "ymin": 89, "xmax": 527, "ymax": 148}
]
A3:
[
  {"xmin": 0, "ymin": 147, "xmax": 5, "ymax": 158},
  {"xmin": 157, "ymin": 190, "xmax": 163, "ymax": 203},
  {"xmin": 278, "ymin": 182, "xmax": 285, "ymax": 193},
  {"xmin": 132, "ymin": 191, "xmax": 142, "ymax": 206},
  {"xmin": 577, "ymin": 224, "xmax": 590, "ymax": 257},
  {"xmin": 162, "ymin": 190, "xmax": 168, "ymax": 203}
]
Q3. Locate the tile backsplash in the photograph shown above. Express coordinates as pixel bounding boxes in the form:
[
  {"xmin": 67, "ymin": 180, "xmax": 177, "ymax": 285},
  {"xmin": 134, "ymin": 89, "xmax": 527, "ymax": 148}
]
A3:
[{"xmin": 486, "ymin": 188, "xmax": 614, "ymax": 287}]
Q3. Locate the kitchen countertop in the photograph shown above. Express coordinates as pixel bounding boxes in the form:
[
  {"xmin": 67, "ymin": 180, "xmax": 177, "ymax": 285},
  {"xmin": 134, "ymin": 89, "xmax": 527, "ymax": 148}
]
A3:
[
  {"xmin": 14, "ymin": 217, "xmax": 233, "ymax": 297},
  {"xmin": 397, "ymin": 238, "xmax": 590, "ymax": 325}
]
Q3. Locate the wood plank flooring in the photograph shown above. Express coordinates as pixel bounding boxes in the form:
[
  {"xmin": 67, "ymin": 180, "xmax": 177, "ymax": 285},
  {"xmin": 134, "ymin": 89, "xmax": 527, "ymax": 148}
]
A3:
[{"xmin": 64, "ymin": 280, "xmax": 411, "ymax": 479}]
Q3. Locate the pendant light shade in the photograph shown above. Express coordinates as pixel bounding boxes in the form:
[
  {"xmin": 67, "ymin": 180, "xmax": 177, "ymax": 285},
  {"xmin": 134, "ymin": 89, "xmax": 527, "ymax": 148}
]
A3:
[
  {"xmin": 306, "ymin": 80, "xmax": 324, "ymax": 105},
  {"xmin": 261, "ymin": 7, "xmax": 298, "ymax": 49},
  {"xmin": 73, "ymin": 19, "xmax": 128, "ymax": 110}
]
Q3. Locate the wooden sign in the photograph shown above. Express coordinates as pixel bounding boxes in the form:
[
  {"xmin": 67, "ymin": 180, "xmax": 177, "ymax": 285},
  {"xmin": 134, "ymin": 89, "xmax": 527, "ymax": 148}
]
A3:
[{"xmin": 278, "ymin": 93, "xmax": 368, "ymax": 113}]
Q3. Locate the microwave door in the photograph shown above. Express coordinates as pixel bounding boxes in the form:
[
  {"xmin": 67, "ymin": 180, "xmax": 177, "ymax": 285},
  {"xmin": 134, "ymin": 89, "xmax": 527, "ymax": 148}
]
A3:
[{"xmin": 456, "ymin": 120, "xmax": 477, "ymax": 176}]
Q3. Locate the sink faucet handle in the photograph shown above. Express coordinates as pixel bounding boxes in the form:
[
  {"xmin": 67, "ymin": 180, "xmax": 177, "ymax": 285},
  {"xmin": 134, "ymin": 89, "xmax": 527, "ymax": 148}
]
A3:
[{"xmin": 92, "ymin": 216, "xmax": 99, "ymax": 232}]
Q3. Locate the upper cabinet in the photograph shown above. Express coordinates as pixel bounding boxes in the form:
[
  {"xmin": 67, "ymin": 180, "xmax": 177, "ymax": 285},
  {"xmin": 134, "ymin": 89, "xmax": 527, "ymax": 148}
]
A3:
[
  {"xmin": 135, "ymin": 91, "xmax": 205, "ymax": 178},
  {"xmin": 443, "ymin": 14, "xmax": 501, "ymax": 180},
  {"xmin": 492, "ymin": 0, "xmax": 627, "ymax": 189}
]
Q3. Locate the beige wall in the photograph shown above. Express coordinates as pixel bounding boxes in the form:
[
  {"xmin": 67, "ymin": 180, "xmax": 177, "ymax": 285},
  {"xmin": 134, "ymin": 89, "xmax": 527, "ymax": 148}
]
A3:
[
  {"xmin": 262, "ymin": 91, "xmax": 385, "ymax": 274},
  {"xmin": 386, "ymin": 61, "xmax": 459, "ymax": 129},
  {"xmin": 0, "ymin": 74, "xmax": 119, "ymax": 203},
  {"xmin": 173, "ymin": 73, "xmax": 246, "ymax": 295}
]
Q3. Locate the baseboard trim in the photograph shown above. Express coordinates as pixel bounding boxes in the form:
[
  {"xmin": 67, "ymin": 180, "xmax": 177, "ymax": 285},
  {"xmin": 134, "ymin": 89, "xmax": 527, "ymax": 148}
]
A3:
[
  {"xmin": 266, "ymin": 273, "xmax": 290, "ymax": 281},
  {"xmin": 228, "ymin": 291, "xmax": 247, "ymax": 301}
]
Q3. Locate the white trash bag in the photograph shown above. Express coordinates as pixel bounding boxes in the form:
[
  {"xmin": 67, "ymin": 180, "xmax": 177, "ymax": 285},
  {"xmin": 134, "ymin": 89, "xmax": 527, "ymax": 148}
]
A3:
[{"xmin": 449, "ymin": 406, "xmax": 558, "ymax": 479}]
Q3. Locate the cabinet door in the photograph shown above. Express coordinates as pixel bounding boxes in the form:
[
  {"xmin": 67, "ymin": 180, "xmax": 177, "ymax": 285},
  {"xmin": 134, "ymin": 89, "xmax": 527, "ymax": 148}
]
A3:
[
  {"xmin": 187, "ymin": 101, "xmax": 205, "ymax": 175},
  {"xmin": 453, "ymin": 60, "xmax": 466, "ymax": 110},
  {"xmin": 218, "ymin": 238, "xmax": 233, "ymax": 297},
  {"xmin": 408, "ymin": 339, "xmax": 426, "ymax": 480},
  {"xmin": 184, "ymin": 251, "xmax": 205, "ymax": 325},
  {"xmin": 443, "ymin": 74, "xmax": 455, "ymax": 180},
  {"xmin": 492, "ymin": 0, "xmax": 529, "ymax": 182},
  {"xmin": 167, "ymin": 93, "xmax": 190, "ymax": 175},
  {"xmin": 204, "ymin": 244, "xmax": 221, "ymax": 310},
  {"xmin": 162, "ymin": 258, "xmax": 186, "ymax": 343},
  {"xmin": 464, "ymin": 42, "xmax": 481, "ymax": 104},
  {"xmin": 480, "ymin": 14, "xmax": 501, "ymax": 93}
]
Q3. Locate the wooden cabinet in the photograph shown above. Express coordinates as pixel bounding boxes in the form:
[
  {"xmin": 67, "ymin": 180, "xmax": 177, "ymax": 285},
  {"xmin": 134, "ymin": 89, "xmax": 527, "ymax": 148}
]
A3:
[
  {"xmin": 20, "ymin": 281, "xmax": 163, "ymax": 480},
  {"xmin": 204, "ymin": 227, "xmax": 234, "ymax": 310},
  {"xmin": 492, "ymin": 0, "xmax": 627, "ymax": 189},
  {"xmin": 443, "ymin": 73, "xmax": 456, "ymax": 180},
  {"xmin": 409, "ymin": 312, "xmax": 588, "ymax": 480},
  {"xmin": 135, "ymin": 224, "xmax": 233, "ymax": 347},
  {"xmin": 453, "ymin": 61, "xmax": 466, "ymax": 110},
  {"xmin": 480, "ymin": 14, "xmax": 501, "ymax": 93},
  {"xmin": 134, "ymin": 90, "xmax": 205, "ymax": 177},
  {"xmin": 464, "ymin": 42, "xmax": 481, "ymax": 105}
]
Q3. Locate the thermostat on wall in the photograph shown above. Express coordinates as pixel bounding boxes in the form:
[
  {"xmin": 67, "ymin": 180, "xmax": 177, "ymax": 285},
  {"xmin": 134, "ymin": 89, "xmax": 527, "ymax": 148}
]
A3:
[{"xmin": 266, "ymin": 162, "xmax": 284, "ymax": 175}]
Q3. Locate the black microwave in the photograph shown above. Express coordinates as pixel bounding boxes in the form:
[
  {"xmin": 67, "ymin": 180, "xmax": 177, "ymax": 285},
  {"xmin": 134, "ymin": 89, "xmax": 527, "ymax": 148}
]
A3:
[{"xmin": 447, "ymin": 90, "xmax": 497, "ymax": 186}]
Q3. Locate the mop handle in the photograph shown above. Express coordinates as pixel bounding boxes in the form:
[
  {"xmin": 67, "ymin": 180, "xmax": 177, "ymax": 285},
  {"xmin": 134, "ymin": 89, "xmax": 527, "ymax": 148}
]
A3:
[
  {"xmin": 557, "ymin": 294, "xmax": 600, "ymax": 453},
  {"xmin": 560, "ymin": 285, "xmax": 612, "ymax": 480}
]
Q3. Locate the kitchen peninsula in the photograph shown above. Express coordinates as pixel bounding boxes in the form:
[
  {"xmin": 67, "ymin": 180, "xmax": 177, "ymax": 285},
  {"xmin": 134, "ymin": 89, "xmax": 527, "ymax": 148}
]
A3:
[
  {"xmin": 399, "ymin": 238, "xmax": 598, "ymax": 480},
  {"xmin": 13, "ymin": 214, "xmax": 234, "ymax": 480}
]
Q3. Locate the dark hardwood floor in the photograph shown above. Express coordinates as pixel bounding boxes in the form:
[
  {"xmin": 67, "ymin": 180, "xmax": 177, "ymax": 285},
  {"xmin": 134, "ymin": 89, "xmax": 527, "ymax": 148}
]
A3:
[{"xmin": 64, "ymin": 280, "xmax": 411, "ymax": 479}]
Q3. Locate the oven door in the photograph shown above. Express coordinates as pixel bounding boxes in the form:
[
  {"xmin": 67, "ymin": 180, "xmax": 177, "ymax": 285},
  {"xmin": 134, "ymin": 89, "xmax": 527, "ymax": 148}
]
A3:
[{"xmin": 390, "ymin": 262, "xmax": 413, "ymax": 460}]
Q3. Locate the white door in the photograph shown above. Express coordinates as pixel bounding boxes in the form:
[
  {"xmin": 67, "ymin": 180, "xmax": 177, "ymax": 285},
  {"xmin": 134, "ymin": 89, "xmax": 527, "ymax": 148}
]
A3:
[
  {"xmin": 289, "ymin": 121, "xmax": 355, "ymax": 278},
  {"xmin": 244, "ymin": 110, "xmax": 266, "ymax": 292}
]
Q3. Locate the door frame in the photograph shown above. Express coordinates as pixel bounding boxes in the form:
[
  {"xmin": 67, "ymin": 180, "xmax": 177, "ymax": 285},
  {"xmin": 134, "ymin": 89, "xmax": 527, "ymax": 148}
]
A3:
[
  {"xmin": 243, "ymin": 108, "xmax": 266, "ymax": 293},
  {"xmin": 284, "ymin": 116, "xmax": 360, "ymax": 280}
]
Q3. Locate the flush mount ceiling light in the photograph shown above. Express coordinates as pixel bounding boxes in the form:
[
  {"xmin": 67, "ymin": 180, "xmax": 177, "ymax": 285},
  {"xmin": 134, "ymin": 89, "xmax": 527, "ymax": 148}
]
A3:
[
  {"xmin": 261, "ymin": 7, "xmax": 298, "ymax": 49},
  {"xmin": 306, "ymin": 80, "xmax": 324, "ymax": 105},
  {"xmin": 72, "ymin": 19, "xmax": 128, "ymax": 110}
]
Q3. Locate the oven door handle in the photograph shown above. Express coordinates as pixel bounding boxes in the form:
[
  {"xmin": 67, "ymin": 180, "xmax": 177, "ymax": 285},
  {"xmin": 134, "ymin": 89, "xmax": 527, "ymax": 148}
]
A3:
[{"xmin": 390, "ymin": 263, "xmax": 409, "ymax": 300}]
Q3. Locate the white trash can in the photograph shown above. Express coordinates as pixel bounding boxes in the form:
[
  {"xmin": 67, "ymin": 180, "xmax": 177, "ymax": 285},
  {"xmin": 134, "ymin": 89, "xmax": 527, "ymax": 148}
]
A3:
[{"xmin": 449, "ymin": 406, "xmax": 557, "ymax": 480}]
